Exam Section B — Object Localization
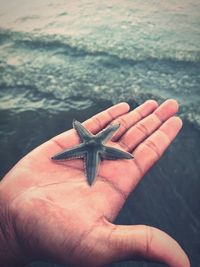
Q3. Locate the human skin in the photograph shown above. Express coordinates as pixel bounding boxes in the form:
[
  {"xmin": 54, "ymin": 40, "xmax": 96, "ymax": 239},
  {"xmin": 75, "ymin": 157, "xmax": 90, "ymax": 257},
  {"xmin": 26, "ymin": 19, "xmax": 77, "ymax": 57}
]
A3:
[{"xmin": 0, "ymin": 99, "xmax": 190, "ymax": 267}]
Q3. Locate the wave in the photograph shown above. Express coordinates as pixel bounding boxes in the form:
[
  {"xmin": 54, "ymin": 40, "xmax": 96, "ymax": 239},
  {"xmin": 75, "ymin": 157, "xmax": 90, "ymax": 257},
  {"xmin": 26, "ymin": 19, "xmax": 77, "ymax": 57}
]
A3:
[
  {"xmin": 1, "ymin": 28, "xmax": 200, "ymax": 63},
  {"xmin": 0, "ymin": 28, "xmax": 200, "ymax": 129}
]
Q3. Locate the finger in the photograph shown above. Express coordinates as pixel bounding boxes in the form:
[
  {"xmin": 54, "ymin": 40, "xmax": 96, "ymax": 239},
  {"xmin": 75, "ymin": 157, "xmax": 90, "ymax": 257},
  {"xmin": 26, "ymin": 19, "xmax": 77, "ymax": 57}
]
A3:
[
  {"xmin": 111, "ymin": 100, "xmax": 158, "ymax": 141},
  {"xmin": 132, "ymin": 116, "xmax": 183, "ymax": 179},
  {"xmin": 100, "ymin": 223, "xmax": 190, "ymax": 267},
  {"xmin": 51, "ymin": 102, "xmax": 130, "ymax": 149},
  {"xmin": 119, "ymin": 99, "xmax": 179, "ymax": 152}
]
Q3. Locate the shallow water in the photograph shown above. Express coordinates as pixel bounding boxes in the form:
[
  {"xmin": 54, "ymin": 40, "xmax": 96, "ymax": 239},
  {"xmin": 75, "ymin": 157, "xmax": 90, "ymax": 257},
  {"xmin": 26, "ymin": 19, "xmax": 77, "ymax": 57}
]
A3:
[
  {"xmin": 0, "ymin": 0, "xmax": 200, "ymax": 126},
  {"xmin": 0, "ymin": 0, "xmax": 200, "ymax": 266}
]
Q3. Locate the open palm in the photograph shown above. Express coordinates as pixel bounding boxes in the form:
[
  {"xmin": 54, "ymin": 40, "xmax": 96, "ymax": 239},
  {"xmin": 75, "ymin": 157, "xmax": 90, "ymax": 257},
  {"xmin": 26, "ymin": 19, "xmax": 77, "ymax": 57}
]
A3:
[{"xmin": 0, "ymin": 99, "xmax": 189, "ymax": 267}]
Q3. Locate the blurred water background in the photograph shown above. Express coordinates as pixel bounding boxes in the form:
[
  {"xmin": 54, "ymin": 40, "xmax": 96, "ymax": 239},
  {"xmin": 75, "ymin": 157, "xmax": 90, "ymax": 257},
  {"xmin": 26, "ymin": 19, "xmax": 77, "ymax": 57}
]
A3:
[{"xmin": 0, "ymin": 0, "xmax": 200, "ymax": 266}]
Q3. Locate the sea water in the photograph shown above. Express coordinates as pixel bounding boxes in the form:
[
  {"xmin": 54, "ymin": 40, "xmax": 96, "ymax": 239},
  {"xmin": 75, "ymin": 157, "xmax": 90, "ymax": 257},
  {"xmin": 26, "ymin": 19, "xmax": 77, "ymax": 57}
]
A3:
[{"xmin": 0, "ymin": 1, "xmax": 200, "ymax": 266}]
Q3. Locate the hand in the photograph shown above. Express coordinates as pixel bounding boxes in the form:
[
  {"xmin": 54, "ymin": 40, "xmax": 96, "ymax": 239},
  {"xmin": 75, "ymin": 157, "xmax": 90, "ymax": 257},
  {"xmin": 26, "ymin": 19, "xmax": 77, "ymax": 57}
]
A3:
[{"xmin": 0, "ymin": 99, "xmax": 190, "ymax": 267}]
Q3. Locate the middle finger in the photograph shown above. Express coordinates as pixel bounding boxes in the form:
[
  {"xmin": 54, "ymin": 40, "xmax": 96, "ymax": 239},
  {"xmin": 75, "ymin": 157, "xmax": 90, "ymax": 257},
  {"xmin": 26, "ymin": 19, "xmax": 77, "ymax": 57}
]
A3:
[{"xmin": 111, "ymin": 100, "xmax": 158, "ymax": 141}]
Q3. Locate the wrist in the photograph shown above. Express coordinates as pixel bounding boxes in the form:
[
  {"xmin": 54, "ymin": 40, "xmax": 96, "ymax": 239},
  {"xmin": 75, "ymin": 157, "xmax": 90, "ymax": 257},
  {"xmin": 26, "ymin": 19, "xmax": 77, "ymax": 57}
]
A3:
[
  {"xmin": 0, "ymin": 229, "xmax": 19, "ymax": 267},
  {"xmin": 0, "ymin": 185, "xmax": 26, "ymax": 267}
]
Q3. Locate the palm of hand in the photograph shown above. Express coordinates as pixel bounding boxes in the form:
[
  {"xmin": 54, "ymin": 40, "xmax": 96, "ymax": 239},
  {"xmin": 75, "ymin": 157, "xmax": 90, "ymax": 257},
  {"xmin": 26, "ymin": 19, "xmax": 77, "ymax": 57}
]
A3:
[{"xmin": 0, "ymin": 100, "xmax": 189, "ymax": 267}]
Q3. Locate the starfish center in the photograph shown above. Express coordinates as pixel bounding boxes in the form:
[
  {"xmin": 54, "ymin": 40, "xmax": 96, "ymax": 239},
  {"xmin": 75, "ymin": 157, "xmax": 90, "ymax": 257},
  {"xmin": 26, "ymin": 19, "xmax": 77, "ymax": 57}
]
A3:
[{"xmin": 85, "ymin": 138, "xmax": 100, "ymax": 148}]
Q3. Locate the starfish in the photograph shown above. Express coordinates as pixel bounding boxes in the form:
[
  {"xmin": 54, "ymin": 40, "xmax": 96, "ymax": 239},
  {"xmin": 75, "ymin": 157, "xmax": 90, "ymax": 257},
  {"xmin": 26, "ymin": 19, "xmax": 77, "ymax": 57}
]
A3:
[{"xmin": 52, "ymin": 120, "xmax": 133, "ymax": 185}]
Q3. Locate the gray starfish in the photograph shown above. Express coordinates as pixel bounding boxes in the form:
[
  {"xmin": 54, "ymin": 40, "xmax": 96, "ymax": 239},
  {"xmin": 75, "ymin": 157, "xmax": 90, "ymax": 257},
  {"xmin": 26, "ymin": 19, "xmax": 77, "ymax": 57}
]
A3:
[{"xmin": 52, "ymin": 120, "xmax": 133, "ymax": 185}]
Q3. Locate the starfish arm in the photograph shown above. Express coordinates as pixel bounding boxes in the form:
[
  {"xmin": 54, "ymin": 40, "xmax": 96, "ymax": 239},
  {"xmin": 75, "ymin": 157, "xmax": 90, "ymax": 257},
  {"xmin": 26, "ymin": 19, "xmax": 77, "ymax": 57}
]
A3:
[
  {"xmin": 73, "ymin": 120, "xmax": 93, "ymax": 142},
  {"xmin": 100, "ymin": 145, "xmax": 133, "ymax": 160},
  {"xmin": 51, "ymin": 144, "xmax": 86, "ymax": 160},
  {"xmin": 96, "ymin": 124, "xmax": 120, "ymax": 143},
  {"xmin": 85, "ymin": 150, "xmax": 100, "ymax": 185}
]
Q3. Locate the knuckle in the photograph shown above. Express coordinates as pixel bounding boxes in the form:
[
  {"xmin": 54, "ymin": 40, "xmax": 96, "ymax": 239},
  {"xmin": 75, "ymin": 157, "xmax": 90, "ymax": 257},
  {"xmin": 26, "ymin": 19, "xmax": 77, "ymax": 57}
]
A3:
[
  {"xmin": 107, "ymin": 109, "xmax": 115, "ymax": 120},
  {"xmin": 92, "ymin": 116, "xmax": 103, "ymax": 129},
  {"xmin": 135, "ymin": 122, "xmax": 149, "ymax": 136},
  {"xmin": 144, "ymin": 139, "xmax": 160, "ymax": 158},
  {"xmin": 118, "ymin": 117, "xmax": 128, "ymax": 130},
  {"xmin": 145, "ymin": 225, "xmax": 153, "ymax": 256},
  {"xmin": 119, "ymin": 140, "xmax": 130, "ymax": 151}
]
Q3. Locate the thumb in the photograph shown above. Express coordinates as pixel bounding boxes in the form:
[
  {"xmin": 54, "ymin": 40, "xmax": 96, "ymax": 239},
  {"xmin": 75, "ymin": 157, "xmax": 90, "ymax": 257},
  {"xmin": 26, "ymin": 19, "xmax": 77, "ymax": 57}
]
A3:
[{"xmin": 103, "ymin": 224, "xmax": 190, "ymax": 267}]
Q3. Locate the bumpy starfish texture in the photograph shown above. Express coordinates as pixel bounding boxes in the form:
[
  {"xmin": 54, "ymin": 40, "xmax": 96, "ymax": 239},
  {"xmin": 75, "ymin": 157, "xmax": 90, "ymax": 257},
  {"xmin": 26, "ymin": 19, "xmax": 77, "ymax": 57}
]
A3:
[{"xmin": 52, "ymin": 120, "xmax": 133, "ymax": 185}]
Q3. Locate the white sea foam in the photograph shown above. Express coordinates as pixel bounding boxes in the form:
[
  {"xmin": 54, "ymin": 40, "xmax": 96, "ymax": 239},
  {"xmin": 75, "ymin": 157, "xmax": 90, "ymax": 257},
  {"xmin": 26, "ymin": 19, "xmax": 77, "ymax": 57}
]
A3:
[{"xmin": 0, "ymin": 0, "xmax": 200, "ymax": 127}]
